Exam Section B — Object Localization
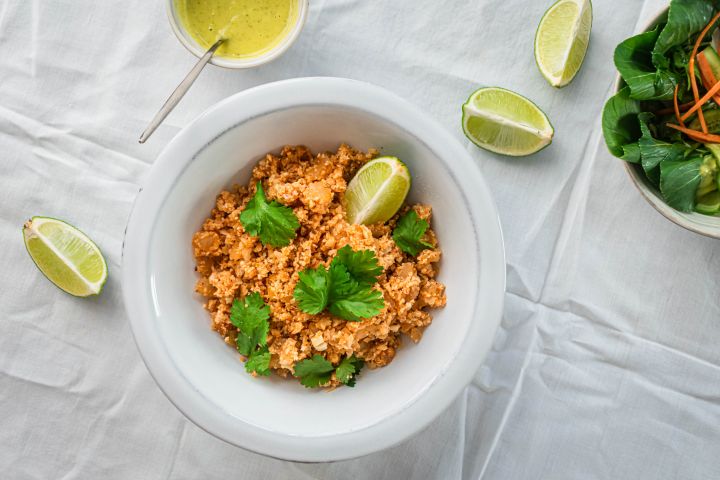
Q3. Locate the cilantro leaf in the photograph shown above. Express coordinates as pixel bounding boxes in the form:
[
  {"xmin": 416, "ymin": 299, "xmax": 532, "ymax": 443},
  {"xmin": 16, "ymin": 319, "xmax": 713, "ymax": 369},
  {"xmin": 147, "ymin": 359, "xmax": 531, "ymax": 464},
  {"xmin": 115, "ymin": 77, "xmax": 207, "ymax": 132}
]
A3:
[
  {"xmin": 327, "ymin": 263, "xmax": 357, "ymax": 299},
  {"xmin": 293, "ymin": 246, "xmax": 386, "ymax": 322},
  {"xmin": 239, "ymin": 182, "xmax": 300, "ymax": 247},
  {"xmin": 327, "ymin": 263, "xmax": 383, "ymax": 321},
  {"xmin": 392, "ymin": 210, "xmax": 433, "ymax": 256},
  {"xmin": 335, "ymin": 355, "xmax": 364, "ymax": 387},
  {"xmin": 293, "ymin": 266, "xmax": 330, "ymax": 314},
  {"xmin": 230, "ymin": 292, "xmax": 270, "ymax": 356},
  {"xmin": 328, "ymin": 287, "xmax": 384, "ymax": 322},
  {"xmin": 332, "ymin": 245, "xmax": 382, "ymax": 286},
  {"xmin": 245, "ymin": 346, "xmax": 271, "ymax": 376},
  {"xmin": 293, "ymin": 355, "xmax": 335, "ymax": 388}
]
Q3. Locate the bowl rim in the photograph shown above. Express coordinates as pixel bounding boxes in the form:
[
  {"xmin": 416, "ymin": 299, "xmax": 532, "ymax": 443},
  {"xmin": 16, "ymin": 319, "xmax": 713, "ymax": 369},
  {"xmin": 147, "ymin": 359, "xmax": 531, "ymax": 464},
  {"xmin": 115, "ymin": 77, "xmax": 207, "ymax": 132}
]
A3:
[
  {"xmin": 614, "ymin": 7, "xmax": 720, "ymax": 239},
  {"xmin": 121, "ymin": 77, "xmax": 506, "ymax": 462},
  {"xmin": 165, "ymin": 0, "xmax": 309, "ymax": 69}
]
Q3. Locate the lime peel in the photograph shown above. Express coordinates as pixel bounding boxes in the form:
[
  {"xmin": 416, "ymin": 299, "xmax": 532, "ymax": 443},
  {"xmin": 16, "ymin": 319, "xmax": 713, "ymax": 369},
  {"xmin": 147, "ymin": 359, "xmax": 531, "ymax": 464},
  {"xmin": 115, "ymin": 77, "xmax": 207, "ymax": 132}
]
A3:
[
  {"xmin": 462, "ymin": 102, "xmax": 553, "ymax": 140},
  {"xmin": 23, "ymin": 216, "xmax": 108, "ymax": 297},
  {"xmin": 461, "ymin": 87, "xmax": 554, "ymax": 157},
  {"xmin": 343, "ymin": 157, "xmax": 411, "ymax": 225},
  {"xmin": 534, "ymin": 0, "xmax": 593, "ymax": 87}
]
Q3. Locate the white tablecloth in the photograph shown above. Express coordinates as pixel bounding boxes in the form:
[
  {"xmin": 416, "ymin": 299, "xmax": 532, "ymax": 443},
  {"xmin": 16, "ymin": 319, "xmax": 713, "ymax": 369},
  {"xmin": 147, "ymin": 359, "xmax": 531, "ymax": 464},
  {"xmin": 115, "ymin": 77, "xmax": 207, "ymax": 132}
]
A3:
[{"xmin": 3, "ymin": 0, "xmax": 720, "ymax": 478}]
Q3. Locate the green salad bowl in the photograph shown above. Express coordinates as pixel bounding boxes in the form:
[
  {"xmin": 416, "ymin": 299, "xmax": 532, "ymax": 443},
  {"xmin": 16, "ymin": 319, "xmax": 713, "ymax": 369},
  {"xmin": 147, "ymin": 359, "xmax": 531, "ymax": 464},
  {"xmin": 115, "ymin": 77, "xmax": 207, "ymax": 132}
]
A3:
[{"xmin": 614, "ymin": 7, "xmax": 720, "ymax": 239}]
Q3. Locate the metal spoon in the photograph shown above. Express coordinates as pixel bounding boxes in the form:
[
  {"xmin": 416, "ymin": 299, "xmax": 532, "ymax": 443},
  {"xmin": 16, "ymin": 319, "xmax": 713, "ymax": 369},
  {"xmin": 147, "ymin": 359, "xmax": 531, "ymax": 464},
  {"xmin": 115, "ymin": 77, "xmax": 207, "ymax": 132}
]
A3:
[{"xmin": 139, "ymin": 38, "xmax": 224, "ymax": 144}]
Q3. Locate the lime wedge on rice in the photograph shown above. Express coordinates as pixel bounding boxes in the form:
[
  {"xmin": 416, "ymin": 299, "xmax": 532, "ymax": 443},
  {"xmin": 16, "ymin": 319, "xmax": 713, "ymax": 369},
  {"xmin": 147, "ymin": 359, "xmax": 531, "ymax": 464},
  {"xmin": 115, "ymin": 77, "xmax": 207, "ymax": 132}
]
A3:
[
  {"xmin": 343, "ymin": 156, "xmax": 411, "ymax": 225},
  {"xmin": 534, "ymin": 0, "xmax": 592, "ymax": 87},
  {"xmin": 462, "ymin": 87, "xmax": 554, "ymax": 156},
  {"xmin": 23, "ymin": 216, "xmax": 108, "ymax": 297}
]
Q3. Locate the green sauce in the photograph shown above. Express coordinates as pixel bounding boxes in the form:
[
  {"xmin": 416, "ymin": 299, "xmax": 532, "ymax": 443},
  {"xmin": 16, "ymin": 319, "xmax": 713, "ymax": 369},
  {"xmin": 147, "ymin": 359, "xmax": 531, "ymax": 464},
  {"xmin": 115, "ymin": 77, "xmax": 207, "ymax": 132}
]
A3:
[{"xmin": 174, "ymin": 0, "xmax": 299, "ymax": 59}]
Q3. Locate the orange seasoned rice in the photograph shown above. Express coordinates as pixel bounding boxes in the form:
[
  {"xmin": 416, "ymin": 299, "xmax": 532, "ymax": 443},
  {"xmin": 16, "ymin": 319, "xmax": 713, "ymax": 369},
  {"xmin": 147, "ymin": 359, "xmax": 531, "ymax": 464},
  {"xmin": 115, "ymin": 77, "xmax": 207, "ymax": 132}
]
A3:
[{"xmin": 192, "ymin": 144, "xmax": 446, "ymax": 386}]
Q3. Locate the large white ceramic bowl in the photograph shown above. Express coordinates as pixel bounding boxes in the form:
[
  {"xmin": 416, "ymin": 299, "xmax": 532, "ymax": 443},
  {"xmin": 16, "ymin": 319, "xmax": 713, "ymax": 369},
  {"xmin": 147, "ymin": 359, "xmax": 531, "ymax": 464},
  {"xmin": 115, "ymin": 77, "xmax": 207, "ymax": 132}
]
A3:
[
  {"xmin": 122, "ymin": 77, "xmax": 506, "ymax": 462},
  {"xmin": 616, "ymin": 8, "xmax": 720, "ymax": 238}
]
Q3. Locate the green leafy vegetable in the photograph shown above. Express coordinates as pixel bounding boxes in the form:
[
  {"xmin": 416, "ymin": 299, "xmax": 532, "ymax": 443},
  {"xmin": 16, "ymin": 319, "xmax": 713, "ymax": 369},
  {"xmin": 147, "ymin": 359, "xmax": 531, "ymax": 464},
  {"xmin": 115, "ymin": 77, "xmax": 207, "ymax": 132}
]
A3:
[
  {"xmin": 615, "ymin": 27, "xmax": 679, "ymax": 100},
  {"xmin": 239, "ymin": 182, "xmax": 300, "ymax": 247},
  {"xmin": 293, "ymin": 355, "xmax": 335, "ymax": 388},
  {"xmin": 293, "ymin": 246, "xmax": 385, "ymax": 322},
  {"xmin": 392, "ymin": 210, "xmax": 433, "ymax": 256},
  {"xmin": 294, "ymin": 266, "xmax": 331, "ymax": 314},
  {"xmin": 230, "ymin": 292, "xmax": 272, "ymax": 376},
  {"xmin": 325, "ymin": 262, "xmax": 383, "ymax": 321},
  {"xmin": 335, "ymin": 355, "xmax": 364, "ymax": 387},
  {"xmin": 603, "ymin": 0, "xmax": 720, "ymax": 217},
  {"xmin": 245, "ymin": 347, "xmax": 271, "ymax": 376},
  {"xmin": 328, "ymin": 285, "xmax": 385, "ymax": 322},
  {"xmin": 621, "ymin": 142, "xmax": 642, "ymax": 164},
  {"xmin": 231, "ymin": 292, "xmax": 270, "ymax": 356},
  {"xmin": 602, "ymin": 87, "xmax": 642, "ymax": 158},
  {"xmin": 638, "ymin": 113, "xmax": 686, "ymax": 170},
  {"xmin": 293, "ymin": 354, "xmax": 365, "ymax": 388},
  {"xmin": 332, "ymin": 246, "xmax": 383, "ymax": 285},
  {"xmin": 660, "ymin": 157, "xmax": 703, "ymax": 211},
  {"xmin": 652, "ymin": 0, "xmax": 716, "ymax": 68}
]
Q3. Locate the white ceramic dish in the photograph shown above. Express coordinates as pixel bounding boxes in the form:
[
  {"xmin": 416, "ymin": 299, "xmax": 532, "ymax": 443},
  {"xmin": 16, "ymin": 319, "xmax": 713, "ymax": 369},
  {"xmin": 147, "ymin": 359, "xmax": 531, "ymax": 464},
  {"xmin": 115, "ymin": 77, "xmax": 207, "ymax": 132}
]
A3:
[
  {"xmin": 122, "ymin": 77, "xmax": 506, "ymax": 462},
  {"xmin": 615, "ymin": 8, "xmax": 720, "ymax": 239},
  {"xmin": 166, "ymin": 0, "xmax": 309, "ymax": 69}
]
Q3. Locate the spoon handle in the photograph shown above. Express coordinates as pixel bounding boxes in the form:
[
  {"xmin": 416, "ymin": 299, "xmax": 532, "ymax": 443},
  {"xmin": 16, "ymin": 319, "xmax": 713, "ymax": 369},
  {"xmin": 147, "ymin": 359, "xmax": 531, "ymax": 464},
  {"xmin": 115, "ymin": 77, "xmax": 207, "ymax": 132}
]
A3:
[{"xmin": 139, "ymin": 39, "xmax": 224, "ymax": 144}]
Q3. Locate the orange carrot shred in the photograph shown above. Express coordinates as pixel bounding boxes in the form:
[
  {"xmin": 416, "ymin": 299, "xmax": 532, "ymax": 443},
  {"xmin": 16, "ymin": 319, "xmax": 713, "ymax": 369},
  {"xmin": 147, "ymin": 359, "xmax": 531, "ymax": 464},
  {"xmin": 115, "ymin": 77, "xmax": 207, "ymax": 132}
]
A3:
[
  {"xmin": 656, "ymin": 101, "xmax": 694, "ymax": 116},
  {"xmin": 687, "ymin": 11, "xmax": 720, "ymax": 132},
  {"xmin": 673, "ymin": 85, "xmax": 685, "ymax": 126},
  {"xmin": 666, "ymin": 123, "xmax": 720, "ymax": 143},
  {"xmin": 696, "ymin": 52, "xmax": 720, "ymax": 104},
  {"xmin": 681, "ymin": 78, "xmax": 720, "ymax": 121}
]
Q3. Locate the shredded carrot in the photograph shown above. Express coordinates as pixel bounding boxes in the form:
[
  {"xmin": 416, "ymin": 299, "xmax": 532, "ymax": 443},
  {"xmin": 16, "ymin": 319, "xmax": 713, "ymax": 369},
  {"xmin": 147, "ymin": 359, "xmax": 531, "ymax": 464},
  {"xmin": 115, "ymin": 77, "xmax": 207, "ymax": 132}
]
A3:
[
  {"xmin": 681, "ymin": 78, "xmax": 720, "ymax": 121},
  {"xmin": 666, "ymin": 122, "xmax": 720, "ymax": 143},
  {"xmin": 689, "ymin": 60, "xmax": 708, "ymax": 132},
  {"xmin": 673, "ymin": 85, "xmax": 685, "ymax": 126},
  {"xmin": 656, "ymin": 101, "xmax": 694, "ymax": 116},
  {"xmin": 687, "ymin": 11, "xmax": 720, "ymax": 132},
  {"xmin": 696, "ymin": 51, "xmax": 720, "ymax": 104}
]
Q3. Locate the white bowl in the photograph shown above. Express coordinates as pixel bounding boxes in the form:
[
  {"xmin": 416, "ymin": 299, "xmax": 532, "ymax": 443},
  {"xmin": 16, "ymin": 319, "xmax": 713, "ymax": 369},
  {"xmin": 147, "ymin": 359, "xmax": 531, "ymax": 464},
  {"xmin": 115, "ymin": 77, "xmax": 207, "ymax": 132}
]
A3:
[
  {"xmin": 616, "ymin": 8, "xmax": 720, "ymax": 238},
  {"xmin": 166, "ymin": 0, "xmax": 309, "ymax": 69},
  {"xmin": 122, "ymin": 77, "xmax": 506, "ymax": 461}
]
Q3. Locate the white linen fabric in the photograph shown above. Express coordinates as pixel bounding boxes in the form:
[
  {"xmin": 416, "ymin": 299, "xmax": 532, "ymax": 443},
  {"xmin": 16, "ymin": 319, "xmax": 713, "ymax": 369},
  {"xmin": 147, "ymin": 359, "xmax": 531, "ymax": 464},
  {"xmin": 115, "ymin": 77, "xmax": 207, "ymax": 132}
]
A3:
[{"xmin": 2, "ymin": 0, "xmax": 719, "ymax": 478}]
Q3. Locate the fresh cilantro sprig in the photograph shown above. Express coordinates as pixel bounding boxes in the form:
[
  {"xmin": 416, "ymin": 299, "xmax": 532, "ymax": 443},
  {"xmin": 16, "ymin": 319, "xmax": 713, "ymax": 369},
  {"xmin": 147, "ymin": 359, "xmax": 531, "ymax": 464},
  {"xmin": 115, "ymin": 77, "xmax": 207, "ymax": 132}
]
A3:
[
  {"xmin": 239, "ymin": 182, "xmax": 300, "ymax": 247},
  {"xmin": 293, "ymin": 354, "xmax": 365, "ymax": 388},
  {"xmin": 293, "ymin": 245, "xmax": 384, "ymax": 322},
  {"xmin": 245, "ymin": 347, "xmax": 271, "ymax": 377},
  {"xmin": 293, "ymin": 355, "xmax": 335, "ymax": 388},
  {"xmin": 295, "ymin": 266, "xmax": 331, "ymax": 314},
  {"xmin": 230, "ymin": 292, "xmax": 272, "ymax": 376},
  {"xmin": 335, "ymin": 355, "xmax": 364, "ymax": 387},
  {"xmin": 392, "ymin": 210, "xmax": 433, "ymax": 256},
  {"xmin": 332, "ymin": 247, "xmax": 383, "ymax": 284}
]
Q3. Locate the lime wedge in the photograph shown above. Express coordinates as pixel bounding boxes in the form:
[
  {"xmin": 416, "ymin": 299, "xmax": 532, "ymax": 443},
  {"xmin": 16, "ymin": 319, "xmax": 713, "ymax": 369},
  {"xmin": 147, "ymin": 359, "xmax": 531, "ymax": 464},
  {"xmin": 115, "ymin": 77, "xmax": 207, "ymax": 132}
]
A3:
[
  {"xmin": 462, "ymin": 87, "xmax": 554, "ymax": 156},
  {"xmin": 534, "ymin": 0, "xmax": 592, "ymax": 87},
  {"xmin": 23, "ymin": 216, "xmax": 108, "ymax": 297},
  {"xmin": 343, "ymin": 157, "xmax": 411, "ymax": 225}
]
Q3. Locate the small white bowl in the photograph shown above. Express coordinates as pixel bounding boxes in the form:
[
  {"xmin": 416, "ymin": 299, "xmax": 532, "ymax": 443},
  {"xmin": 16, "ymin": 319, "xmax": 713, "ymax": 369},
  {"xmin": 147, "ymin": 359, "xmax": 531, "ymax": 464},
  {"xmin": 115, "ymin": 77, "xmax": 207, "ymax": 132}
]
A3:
[
  {"xmin": 122, "ymin": 77, "xmax": 506, "ymax": 461},
  {"xmin": 616, "ymin": 8, "xmax": 720, "ymax": 239},
  {"xmin": 166, "ymin": 0, "xmax": 309, "ymax": 69}
]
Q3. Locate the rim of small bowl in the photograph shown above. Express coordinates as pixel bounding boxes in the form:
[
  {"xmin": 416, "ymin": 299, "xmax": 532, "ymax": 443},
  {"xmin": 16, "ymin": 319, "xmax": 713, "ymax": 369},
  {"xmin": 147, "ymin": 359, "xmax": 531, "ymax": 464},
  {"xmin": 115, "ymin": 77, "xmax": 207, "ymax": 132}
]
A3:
[
  {"xmin": 165, "ymin": 0, "xmax": 309, "ymax": 69},
  {"xmin": 614, "ymin": 7, "xmax": 720, "ymax": 239},
  {"xmin": 121, "ymin": 77, "xmax": 506, "ymax": 462}
]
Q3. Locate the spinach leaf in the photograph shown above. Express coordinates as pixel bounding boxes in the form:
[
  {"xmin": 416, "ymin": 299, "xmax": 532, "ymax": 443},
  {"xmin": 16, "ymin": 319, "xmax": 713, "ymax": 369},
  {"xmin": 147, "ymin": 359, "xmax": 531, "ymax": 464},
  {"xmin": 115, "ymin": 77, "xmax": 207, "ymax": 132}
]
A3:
[
  {"xmin": 660, "ymin": 157, "xmax": 703, "ymax": 212},
  {"xmin": 652, "ymin": 0, "xmax": 716, "ymax": 69},
  {"xmin": 602, "ymin": 87, "xmax": 642, "ymax": 158},
  {"xmin": 615, "ymin": 27, "xmax": 678, "ymax": 100},
  {"xmin": 621, "ymin": 142, "xmax": 642, "ymax": 163},
  {"xmin": 637, "ymin": 113, "xmax": 687, "ymax": 173}
]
